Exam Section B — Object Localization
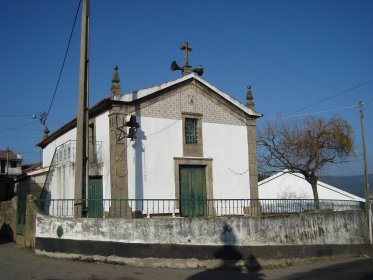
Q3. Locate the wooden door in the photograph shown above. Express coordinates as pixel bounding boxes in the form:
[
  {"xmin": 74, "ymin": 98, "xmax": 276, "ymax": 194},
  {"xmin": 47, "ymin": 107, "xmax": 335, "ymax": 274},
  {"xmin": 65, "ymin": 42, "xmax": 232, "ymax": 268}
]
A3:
[
  {"xmin": 179, "ymin": 165, "xmax": 207, "ymax": 217},
  {"xmin": 16, "ymin": 195, "xmax": 26, "ymax": 235},
  {"xmin": 88, "ymin": 176, "xmax": 103, "ymax": 218}
]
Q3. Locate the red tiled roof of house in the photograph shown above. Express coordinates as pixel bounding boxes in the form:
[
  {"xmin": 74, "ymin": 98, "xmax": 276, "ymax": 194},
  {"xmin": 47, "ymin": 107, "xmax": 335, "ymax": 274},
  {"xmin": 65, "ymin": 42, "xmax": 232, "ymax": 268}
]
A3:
[{"xmin": 0, "ymin": 150, "xmax": 21, "ymax": 160}]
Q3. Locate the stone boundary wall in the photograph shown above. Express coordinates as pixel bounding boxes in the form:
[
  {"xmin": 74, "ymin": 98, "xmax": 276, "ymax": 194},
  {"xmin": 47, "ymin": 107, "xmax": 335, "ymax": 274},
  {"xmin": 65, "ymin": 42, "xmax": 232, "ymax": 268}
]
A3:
[
  {"xmin": 0, "ymin": 197, "xmax": 17, "ymax": 241},
  {"xmin": 36, "ymin": 211, "xmax": 369, "ymax": 246},
  {"xmin": 35, "ymin": 210, "xmax": 372, "ymax": 263},
  {"xmin": 0, "ymin": 195, "xmax": 39, "ymax": 247}
]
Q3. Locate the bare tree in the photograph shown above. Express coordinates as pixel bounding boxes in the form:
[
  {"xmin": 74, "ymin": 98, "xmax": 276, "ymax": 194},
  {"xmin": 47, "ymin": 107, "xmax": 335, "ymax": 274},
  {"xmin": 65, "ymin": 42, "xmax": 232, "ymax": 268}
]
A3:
[{"xmin": 258, "ymin": 117, "xmax": 354, "ymax": 209}]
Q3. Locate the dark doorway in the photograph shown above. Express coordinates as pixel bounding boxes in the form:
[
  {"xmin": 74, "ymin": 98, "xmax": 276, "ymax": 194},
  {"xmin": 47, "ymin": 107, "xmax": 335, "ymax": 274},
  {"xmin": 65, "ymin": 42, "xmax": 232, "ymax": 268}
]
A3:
[
  {"xmin": 0, "ymin": 161, "xmax": 5, "ymax": 174},
  {"xmin": 0, "ymin": 223, "xmax": 13, "ymax": 244}
]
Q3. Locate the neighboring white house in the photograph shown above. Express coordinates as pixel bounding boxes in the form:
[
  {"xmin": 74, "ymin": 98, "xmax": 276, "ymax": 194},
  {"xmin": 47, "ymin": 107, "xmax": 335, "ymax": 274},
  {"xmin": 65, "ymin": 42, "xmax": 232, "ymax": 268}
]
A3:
[
  {"xmin": 15, "ymin": 165, "xmax": 48, "ymax": 197},
  {"xmin": 0, "ymin": 150, "xmax": 22, "ymax": 176},
  {"xmin": 36, "ymin": 68, "xmax": 262, "ymax": 217},
  {"xmin": 259, "ymin": 171, "xmax": 364, "ymax": 202}
]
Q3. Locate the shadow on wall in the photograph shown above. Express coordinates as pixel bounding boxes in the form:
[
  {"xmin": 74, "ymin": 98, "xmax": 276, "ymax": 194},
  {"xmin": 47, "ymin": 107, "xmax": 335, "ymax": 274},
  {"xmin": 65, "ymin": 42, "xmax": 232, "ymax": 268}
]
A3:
[
  {"xmin": 187, "ymin": 223, "xmax": 265, "ymax": 280},
  {"xmin": 0, "ymin": 223, "xmax": 13, "ymax": 245},
  {"xmin": 38, "ymin": 191, "xmax": 51, "ymax": 215},
  {"xmin": 0, "ymin": 176, "xmax": 15, "ymax": 201},
  {"xmin": 132, "ymin": 126, "xmax": 146, "ymax": 213}
]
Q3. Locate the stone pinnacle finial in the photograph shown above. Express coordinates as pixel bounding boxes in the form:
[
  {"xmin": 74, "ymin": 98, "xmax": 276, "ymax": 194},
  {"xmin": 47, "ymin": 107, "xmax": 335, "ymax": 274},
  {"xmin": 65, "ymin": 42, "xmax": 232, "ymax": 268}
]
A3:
[
  {"xmin": 111, "ymin": 65, "xmax": 121, "ymax": 96},
  {"xmin": 246, "ymin": 85, "xmax": 255, "ymax": 109}
]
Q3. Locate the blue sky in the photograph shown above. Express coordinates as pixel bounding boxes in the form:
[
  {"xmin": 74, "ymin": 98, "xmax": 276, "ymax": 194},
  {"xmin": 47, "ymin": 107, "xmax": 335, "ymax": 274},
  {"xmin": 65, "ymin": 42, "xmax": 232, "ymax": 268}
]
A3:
[{"xmin": 0, "ymin": 0, "xmax": 372, "ymax": 176}]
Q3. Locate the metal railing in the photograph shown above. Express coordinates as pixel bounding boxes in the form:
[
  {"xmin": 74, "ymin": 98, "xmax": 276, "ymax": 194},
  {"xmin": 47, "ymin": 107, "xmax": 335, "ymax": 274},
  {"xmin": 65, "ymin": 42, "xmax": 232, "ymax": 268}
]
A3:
[
  {"xmin": 36, "ymin": 198, "xmax": 364, "ymax": 218},
  {"xmin": 52, "ymin": 140, "xmax": 103, "ymax": 165}
]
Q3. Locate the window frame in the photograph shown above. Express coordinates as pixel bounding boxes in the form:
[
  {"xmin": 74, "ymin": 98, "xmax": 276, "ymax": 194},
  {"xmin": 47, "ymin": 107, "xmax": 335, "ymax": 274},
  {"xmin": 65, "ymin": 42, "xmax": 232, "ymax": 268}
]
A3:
[
  {"xmin": 185, "ymin": 118, "xmax": 198, "ymax": 145},
  {"xmin": 182, "ymin": 113, "xmax": 203, "ymax": 157}
]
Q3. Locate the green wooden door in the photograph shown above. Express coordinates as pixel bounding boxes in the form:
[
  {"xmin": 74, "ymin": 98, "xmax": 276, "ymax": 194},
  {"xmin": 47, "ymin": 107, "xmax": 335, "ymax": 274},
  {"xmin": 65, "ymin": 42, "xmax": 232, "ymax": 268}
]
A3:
[
  {"xmin": 179, "ymin": 165, "xmax": 207, "ymax": 217},
  {"xmin": 88, "ymin": 176, "xmax": 103, "ymax": 218},
  {"xmin": 16, "ymin": 195, "xmax": 26, "ymax": 235}
]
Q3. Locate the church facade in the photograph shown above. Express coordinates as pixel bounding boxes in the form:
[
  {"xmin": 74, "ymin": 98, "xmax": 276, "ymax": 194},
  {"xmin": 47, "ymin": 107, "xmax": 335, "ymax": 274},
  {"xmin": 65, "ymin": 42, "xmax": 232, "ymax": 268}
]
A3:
[{"xmin": 37, "ymin": 67, "xmax": 261, "ymax": 217}]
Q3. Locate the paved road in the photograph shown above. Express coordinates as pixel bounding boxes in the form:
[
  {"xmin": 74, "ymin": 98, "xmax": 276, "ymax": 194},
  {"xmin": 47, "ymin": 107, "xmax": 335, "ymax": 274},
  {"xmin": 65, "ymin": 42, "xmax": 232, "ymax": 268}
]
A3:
[
  {"xmin": 1, "ymin": 242, "xmax": 373, "ymax": 280},
  {"xmin": 277, "ymin": 258, "xmax": 373, "ymax": 280}
]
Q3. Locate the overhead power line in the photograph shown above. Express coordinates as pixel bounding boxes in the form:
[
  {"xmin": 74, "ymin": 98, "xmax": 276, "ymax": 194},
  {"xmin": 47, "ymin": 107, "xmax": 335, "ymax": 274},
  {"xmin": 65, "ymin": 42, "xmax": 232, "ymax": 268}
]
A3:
[
  {"xmin": 0, "ymin": 121, "xmax": 35, "ymax": 133},
  {"xmin": 285, "ymin": 79, "xmax": 373, "ymax": 116},
  {"xmin": 0, "ymin": 108, "xmax": 34, "ymax": 114},
  {"xmin": 45, "ymin": 0, "xmax": 81, "ymax": 121},
  {"xmin": 0, "ymin": 127, "xmax": 40, "ymax": 131},
  {"xmin": 265, "ymin": 104, "xmax": 359, "ymax": 121},
  {"xmin": 0, "ymin": 114, "xmax": 32, "ymax": 117},
  {"xmin": 0, "ymin": 136, "xmax": 40, "ymax": 139}
]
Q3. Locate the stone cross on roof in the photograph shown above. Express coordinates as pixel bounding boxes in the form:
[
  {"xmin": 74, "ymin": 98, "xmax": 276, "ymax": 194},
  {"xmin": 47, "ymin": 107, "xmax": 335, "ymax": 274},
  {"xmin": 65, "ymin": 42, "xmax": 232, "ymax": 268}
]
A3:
[
  {"xmin": 170, "ymin": 42, "xmax": 204, "ymax": 76},
  {"xmin": 181, "ymin": 42, "xmax": 192, "ymax": 67}
]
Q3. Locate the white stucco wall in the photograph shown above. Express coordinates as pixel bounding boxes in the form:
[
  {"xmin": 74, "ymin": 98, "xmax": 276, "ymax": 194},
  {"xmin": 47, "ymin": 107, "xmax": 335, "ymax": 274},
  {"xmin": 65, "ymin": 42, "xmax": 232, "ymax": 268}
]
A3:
[
  {"xmin": 42, "ymin": 128, "xmax": 77, "ymax": 203},
  {"xmin": 204, "ymin": 123, "xmax": 250, "ymax": 199},
  {"xmin": 43, "ymin": 112, "xmax": 110, "ymax": 202},
  {"xmin": 126, "ymin": 117, "xmax": 250, "ymax": 203},
  {"xmin": 53, "ymin": 164, "xmax": 75, "ymax": 200},
  {"xmin": 259, "ymin": 172, "xmax": 364, "ymax": 202},
  {"xmin": 127, "ymin": 117, "xmax": 182, "ymax": 201},
  {"xmin": 41, "ymin": 110, "xmax": 252, "ymax": 206},
  {"xmin": 95, "ymin": 112, "xmax": 110, "ymax": 200}
]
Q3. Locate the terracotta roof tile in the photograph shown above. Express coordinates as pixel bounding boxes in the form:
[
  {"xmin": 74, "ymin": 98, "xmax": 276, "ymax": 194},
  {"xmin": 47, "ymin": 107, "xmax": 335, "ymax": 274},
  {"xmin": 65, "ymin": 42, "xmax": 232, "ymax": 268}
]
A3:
[{"xmin": 0, "ymin": 150, "xmax": 21, "ymax": 160}]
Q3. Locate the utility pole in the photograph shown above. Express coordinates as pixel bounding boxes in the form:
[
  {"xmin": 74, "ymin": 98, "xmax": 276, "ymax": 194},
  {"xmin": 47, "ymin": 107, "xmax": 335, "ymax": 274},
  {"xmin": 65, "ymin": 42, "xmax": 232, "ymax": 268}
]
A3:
[
  {"xmin": 359, "ymin": 100, "xmax": 371, "ymax": 242},
  {"xmin": 74, "ymin": 0, "xmax": 90, "ymax": 217},
  {"xmin": 6, "ymin": 150, "xmax": 9, "ymax": 175}
]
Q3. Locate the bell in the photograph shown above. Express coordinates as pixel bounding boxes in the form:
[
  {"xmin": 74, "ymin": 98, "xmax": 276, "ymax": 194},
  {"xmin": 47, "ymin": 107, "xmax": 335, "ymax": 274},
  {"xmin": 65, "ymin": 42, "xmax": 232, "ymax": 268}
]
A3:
[
  {"xmin": 125, "ymin": 115, "xmax": 140, "ymax": 128},
  {"xmin": 127, "ymin": 127, "xmax": 137, "ymax": 141}
]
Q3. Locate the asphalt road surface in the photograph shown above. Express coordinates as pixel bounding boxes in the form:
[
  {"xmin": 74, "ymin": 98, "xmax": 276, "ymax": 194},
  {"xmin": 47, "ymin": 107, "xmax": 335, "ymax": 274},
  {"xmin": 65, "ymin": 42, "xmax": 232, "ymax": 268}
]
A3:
[{"xmin": 1, "ymin": 242, "xmax": 373, "ymax": 280}]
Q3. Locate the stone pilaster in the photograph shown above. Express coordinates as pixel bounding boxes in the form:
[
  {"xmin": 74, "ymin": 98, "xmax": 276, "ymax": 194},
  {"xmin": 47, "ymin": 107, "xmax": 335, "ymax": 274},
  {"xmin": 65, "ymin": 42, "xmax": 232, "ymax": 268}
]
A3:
[
  {"xmin": 246, "ymin": 118, "xmax": 261, "ymax": 215},
  {"xmin": 108, "ymin": 105, "xmax": 131, "ymax": 217}
]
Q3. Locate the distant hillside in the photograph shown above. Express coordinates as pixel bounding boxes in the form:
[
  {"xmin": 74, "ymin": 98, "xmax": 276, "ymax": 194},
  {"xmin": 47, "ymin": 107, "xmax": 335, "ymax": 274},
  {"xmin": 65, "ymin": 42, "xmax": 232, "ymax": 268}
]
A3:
[{"xmin": 319, "ymin": 174, "xmax": 373, "ymax": 198}]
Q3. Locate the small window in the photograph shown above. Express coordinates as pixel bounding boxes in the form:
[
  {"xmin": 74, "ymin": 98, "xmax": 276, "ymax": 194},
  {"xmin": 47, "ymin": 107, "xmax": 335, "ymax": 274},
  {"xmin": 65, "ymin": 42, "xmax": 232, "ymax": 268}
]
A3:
[
  {"xmin": 10, "ymin": 161, "xmax": 17, "ymax": 168},
  {"xmin": 185, "ymin": 118, "xmax": 198, "ymax": 144},
  {"xmin": 182, "ymin": 113, "xmax": 203, "ymax": 157}
]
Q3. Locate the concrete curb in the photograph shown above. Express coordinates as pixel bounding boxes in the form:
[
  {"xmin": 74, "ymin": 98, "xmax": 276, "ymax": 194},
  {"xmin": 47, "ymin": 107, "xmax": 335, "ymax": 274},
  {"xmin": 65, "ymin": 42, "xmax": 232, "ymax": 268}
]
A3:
[{"xmin": 34, "ymin": 248, "xmax": 373, "ymax": 270}]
